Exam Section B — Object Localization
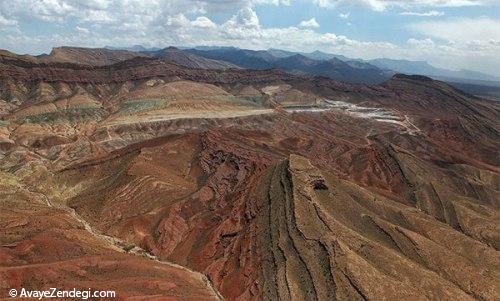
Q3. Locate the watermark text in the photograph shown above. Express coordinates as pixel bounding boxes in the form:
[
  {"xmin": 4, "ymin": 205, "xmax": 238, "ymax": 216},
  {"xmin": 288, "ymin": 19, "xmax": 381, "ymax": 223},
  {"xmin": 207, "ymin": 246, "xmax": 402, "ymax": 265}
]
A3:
[{"xmin": 8, "ymin": 288, "xmax": 116, "ymax": 299}]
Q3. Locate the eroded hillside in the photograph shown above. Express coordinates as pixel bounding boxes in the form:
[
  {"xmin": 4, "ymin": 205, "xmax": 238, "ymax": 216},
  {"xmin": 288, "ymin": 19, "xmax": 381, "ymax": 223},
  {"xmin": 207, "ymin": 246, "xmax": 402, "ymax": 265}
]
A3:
[{"xmin": 0, "ymin": 52, "xmax": 499, "ymax": 300}]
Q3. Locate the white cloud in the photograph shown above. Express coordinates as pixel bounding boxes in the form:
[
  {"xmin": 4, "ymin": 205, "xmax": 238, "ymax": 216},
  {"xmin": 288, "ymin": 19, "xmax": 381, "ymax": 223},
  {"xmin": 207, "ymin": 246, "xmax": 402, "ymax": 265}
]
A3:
[
  {"xmin": 0, "ymin": 14, "xmax": 17, "ymax": 26},
  {"xmin": 299, "ymin": 17, "xmax": 320, "ymax": 28},
  {"xmin": 75, "ymin": 26, "xmax": 90, "ymax": 34},
  {"xmin": 314, "ymin": 0, "xmax": 385, "ymax": 11},
  {"xmin": 339, "ymin": 12, "xmax": 350, "ymax": 19},
  {"xmin": 407, "ymin": 38, "xmax": 435, "ymax": 48},
  {"xmin": 191, "ymin": 16, "xmax": 216, "ymax": 28},
  {"xmin": 252, "ymin": 0, "xmax": 291, "ymax": 5},
  {"xmin": 405, "ymin": 18, "xmax": 500, "ymax": 75},
  {"xmin": 0, "ymin": 0, "xmax": 246, "ymax": 26},
  {"xmin": 313, "ymin": 0, "xmax": 492, "ymax": 11},
  {"xmin": 410, "ymin": 17, "xmax": 500, "ymax": 42},
  {"xmin": 400, "ymin": 10, "xmax": 444, "ymax": 16},
  {"xmin": 226, "ymin": 7, "xmax": 260, "ymax": 28},
  {"xmin": 166, "ymin": 14, "xmax": 191, "ymax": 28}
]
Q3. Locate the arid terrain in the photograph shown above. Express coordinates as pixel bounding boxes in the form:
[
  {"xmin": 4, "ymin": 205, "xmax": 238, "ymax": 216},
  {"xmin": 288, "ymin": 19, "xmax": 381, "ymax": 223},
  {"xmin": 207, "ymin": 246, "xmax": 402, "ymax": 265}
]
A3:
[{"xmin": 0, "ymin": 48, "xmax": 499, "ymax": 300}]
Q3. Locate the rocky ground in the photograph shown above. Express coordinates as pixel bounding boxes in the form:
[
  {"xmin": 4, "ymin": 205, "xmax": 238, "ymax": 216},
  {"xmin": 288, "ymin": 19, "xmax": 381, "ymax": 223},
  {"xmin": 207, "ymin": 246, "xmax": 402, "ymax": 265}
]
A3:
[{"xmin": 0, "ymin": 51, "xmax": 498, "ymax": 300}]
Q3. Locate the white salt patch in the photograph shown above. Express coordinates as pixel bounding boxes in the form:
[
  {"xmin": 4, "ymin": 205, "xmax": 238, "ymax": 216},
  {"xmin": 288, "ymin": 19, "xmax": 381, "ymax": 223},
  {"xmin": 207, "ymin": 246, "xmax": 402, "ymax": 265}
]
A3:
[{"xmin": 284, "ymin": 99, "xmax": 421, "ymax": 134}]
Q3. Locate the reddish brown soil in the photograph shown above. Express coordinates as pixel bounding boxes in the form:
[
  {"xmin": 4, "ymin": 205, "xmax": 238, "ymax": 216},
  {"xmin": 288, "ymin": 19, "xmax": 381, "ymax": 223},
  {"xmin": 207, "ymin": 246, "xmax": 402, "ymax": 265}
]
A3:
[{"xmin": 0, "ymin": 51, "xmax": 499, "ymax": 300}]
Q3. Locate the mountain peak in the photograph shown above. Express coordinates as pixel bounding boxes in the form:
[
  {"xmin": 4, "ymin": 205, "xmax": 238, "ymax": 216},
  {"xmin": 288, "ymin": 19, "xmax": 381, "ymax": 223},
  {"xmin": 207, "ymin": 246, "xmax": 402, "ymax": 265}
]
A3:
[
  {"xmin": 288, "ymin": 54, "xmax": 310, "ymax": 60},
  {"xmin": 393, "ymin": 73, "xmax": 434, "ymax": 82}
]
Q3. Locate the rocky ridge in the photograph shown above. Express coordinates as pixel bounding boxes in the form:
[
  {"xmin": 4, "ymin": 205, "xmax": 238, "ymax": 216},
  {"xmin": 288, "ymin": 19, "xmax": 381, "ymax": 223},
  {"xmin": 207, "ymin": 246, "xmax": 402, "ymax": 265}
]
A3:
[{"xmin": 0, "ymin": 49, "xmax": 498, "ymax": 300}]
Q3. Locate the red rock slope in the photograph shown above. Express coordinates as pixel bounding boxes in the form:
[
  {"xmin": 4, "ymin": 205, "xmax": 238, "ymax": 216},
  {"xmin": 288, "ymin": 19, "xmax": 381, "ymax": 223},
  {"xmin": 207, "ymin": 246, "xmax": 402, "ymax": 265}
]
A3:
[{"xmin": 0, "ymin": 50, "xmax": 498, "ymax": 300}]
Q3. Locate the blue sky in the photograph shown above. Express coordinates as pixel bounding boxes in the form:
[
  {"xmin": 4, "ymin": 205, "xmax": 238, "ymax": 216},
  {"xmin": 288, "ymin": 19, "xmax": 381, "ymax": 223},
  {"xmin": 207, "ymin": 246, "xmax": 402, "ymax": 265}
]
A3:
[{"xmin": 0, "ymin": 0, "xmax": 499, "ymax": 76}]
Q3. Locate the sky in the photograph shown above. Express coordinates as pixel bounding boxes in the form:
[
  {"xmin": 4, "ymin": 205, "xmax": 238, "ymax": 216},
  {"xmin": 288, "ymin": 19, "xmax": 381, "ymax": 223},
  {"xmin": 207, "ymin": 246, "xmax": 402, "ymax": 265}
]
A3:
[{"xmin": 0, "ymin": 0, "xmax": 499, "ymax": 76}]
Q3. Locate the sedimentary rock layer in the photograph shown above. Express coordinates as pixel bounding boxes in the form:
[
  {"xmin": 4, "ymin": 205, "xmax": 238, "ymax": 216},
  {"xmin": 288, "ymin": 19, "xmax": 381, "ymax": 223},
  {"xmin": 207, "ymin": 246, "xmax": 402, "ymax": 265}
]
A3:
[{"xmin": 0, "ymin": 52, "xmax": 498, "ymax": 300}]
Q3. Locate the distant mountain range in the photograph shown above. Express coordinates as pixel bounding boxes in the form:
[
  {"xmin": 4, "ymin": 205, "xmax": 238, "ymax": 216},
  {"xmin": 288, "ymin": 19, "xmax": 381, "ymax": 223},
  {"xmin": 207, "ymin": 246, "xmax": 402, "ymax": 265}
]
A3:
[
  {"xmin": 106, "ymin": 45, "xmax": 162, "ymax": 52},
  {"xmin": 186, "ymin": 47, "xmax": 276, "ymax": 70},
  {"xmin": 13, "ymin": 45, "xmax": 498, "ymax": 99},
  {"xmin": 296, "ymin": 51, "xmax": 500, "ymax": 83},
  {"xmin": 143, "ymin": 47, "xmax": 239, "ymax": 70},
  {"xmin": 184, "ymin": 48, "xmax": 391, "ymax": 84},
  {"xmin": 99, "ymin": 45, "xmax": 500, "ymax": 83},
  {"xmin": 181, "ymin": 47, "xmax": 500, "ymax": 87},
  {"xmin": 105, "ymin": 44, "xmax": 500, "ymax": 85},
  {"xmin": 267, "ymin": 48, "xmax": 351, "ymax": 61},
  {"xmin": 22, "ymin": 46, "xmax": 238, "ymax": 70},
  {"xmin": 367, "ymin": 58, "xmax": 500, "ymax": 82}
]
